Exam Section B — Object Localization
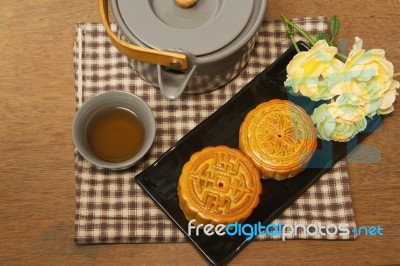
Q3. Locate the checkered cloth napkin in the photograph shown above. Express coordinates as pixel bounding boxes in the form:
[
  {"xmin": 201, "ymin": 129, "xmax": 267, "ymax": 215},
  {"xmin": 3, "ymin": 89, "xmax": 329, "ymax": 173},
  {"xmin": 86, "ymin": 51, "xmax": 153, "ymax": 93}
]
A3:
[{"xmin": 73, "ymin": 17, "xmax": 357, "ymax": 243}]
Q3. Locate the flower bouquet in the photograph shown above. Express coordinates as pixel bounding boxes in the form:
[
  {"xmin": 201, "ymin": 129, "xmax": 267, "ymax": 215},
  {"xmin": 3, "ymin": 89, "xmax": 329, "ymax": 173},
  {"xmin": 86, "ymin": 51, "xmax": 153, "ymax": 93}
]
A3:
[{"xmin": 282, "ymin": 15, "xmax": 399, "ymax": 142}]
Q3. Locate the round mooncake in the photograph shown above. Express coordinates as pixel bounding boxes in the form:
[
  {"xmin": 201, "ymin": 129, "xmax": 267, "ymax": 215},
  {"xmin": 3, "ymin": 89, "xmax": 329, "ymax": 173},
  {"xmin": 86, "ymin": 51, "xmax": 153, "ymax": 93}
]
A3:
[
  {"xmin": 178, "ymin": 146, "xmax": 262, "ymax": 226},
  {"xmin": 239, "ymin": 100, "xmax": 317, "ymax": 181}
]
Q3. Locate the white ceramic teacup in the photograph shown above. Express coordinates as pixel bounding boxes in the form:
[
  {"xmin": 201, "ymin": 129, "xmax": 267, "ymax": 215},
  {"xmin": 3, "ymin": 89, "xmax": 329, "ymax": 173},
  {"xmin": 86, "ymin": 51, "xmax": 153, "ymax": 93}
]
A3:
[{"xmin": 72, "ymin": 91, "xmax": 156, "ymax": 170}]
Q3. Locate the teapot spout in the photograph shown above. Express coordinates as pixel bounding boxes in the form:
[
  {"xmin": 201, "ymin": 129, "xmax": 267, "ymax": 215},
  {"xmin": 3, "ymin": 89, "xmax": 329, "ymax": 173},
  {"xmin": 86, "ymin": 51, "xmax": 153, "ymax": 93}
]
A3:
[
  {"xmin": 157, "ymin": 50, "xmax": 197, "ymax": 100},
  {"xmin": 157, "ymin": 64, "xmax": 197, "ymax": 100}
]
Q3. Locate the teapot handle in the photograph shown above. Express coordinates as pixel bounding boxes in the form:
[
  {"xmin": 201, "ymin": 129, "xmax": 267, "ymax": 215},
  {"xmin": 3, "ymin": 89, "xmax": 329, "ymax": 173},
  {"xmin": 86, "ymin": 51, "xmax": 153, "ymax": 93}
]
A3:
[{"xmin": 98, "ymin": 0, "xmax": 188, "ymax": 70}]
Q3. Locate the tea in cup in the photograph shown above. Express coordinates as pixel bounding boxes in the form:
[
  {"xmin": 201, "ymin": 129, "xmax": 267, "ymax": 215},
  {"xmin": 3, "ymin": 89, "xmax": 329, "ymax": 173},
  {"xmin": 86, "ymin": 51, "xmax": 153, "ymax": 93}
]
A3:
[{"xmin": 72, "ymin": 91, "xmax": 156, "ymax": 170}]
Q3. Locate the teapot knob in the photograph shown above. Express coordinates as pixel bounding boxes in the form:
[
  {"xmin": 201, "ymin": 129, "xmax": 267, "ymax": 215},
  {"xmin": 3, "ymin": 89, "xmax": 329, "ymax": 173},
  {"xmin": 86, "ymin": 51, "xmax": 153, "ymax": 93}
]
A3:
[{"xmin": 175, "ymin": 0, "xmax": 198, "ymax": 8}]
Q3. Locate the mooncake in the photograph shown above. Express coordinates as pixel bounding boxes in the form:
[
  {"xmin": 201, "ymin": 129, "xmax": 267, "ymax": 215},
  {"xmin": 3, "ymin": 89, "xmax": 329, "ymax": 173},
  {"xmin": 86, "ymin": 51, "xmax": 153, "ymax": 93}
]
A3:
[
  {"xmin": 239, "ymin": 100, "xmax": 317, "ymax": 181},
  {"xmin": 178, "ymin": 146, "xmax": 262, "ymax": 226}
]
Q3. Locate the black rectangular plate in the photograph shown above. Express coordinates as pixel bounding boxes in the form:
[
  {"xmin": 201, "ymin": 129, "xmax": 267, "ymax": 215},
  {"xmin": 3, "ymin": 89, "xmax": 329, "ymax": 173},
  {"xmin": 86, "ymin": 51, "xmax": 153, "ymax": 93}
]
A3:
[{"xmin": 135, "ymin": 42, "xmax": 382, "ymax": 266}]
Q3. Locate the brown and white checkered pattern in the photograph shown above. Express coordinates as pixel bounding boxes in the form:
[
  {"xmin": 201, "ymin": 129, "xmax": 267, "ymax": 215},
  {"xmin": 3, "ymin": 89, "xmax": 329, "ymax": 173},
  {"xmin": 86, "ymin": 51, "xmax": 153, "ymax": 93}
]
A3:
[{"xmin": 73, "ymin": 17, "xmax": 357, "ymax": 243}]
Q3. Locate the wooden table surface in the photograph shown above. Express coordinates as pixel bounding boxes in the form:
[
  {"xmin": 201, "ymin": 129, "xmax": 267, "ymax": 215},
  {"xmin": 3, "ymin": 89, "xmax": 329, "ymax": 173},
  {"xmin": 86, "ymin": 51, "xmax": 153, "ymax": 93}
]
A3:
[{"xmin": 1, "ymin": 0, "xmax": 399, "ymax": 265}]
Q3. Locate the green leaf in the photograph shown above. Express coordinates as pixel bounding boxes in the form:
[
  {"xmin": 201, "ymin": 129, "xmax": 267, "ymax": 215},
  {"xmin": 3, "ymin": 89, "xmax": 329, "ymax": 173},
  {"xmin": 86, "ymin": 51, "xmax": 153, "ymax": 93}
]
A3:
[
  {"xmin": 315, "ymin": 32, "xmax": 330, "ymax": 43},
  {"xmin": 330, "ymin": 15, "xmax": 340, "ymax": 38}
]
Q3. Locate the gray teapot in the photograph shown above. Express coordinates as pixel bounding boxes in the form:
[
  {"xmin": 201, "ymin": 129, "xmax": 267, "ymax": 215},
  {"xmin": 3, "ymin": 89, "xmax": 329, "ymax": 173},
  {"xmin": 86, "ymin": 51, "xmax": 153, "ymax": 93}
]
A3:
[{"xmin": 99, "ymin": 0, "xmax": 266, "ymax": 99}]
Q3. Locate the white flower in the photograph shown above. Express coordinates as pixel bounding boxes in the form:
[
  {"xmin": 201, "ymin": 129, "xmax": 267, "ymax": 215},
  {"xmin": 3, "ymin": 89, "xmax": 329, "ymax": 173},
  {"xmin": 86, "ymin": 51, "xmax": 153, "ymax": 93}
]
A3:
[
  {"xmin": 285, "ymin": 40, "xmax": 344, "ymax": 101},
  {"xmin": 342, "ymin": 37, "xmax": 399, "ymax": 116},
  {"xmin": 311, "ymin": 97, "xmax": 367, "ymax": 142},
  {"xmin": 286, "ymin": 36, "xmax": 399, "ymax": 142},
  {"xmin": 378, "ymin": 79, "xmax": 399, "ymax": 114}
]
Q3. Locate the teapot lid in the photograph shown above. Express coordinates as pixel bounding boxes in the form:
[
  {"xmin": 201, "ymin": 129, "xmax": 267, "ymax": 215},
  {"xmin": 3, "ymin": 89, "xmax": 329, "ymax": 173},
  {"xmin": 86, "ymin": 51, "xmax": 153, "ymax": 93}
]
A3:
[{"xmin": 114, "ymin": 0, "xmax": 254, "ymax": 56}]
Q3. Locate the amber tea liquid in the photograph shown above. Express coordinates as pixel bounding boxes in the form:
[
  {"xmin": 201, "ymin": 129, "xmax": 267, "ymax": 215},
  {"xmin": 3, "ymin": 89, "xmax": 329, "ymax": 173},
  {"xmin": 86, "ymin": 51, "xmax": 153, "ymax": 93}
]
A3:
[{"xmin": 86, "ymin": 107, "xmax": 145, "ymax": 162}]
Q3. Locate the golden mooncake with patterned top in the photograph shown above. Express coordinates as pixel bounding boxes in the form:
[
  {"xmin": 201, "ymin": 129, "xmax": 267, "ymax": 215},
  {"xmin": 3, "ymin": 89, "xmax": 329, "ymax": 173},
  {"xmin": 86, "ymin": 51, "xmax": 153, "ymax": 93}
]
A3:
[
  {"xmin": 239, "ymin": 99, "xmax": 317, "ymax": 181},
  {"xmin": 178, "ymin": 146, "xmax": 262, "ymax": 226}
]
